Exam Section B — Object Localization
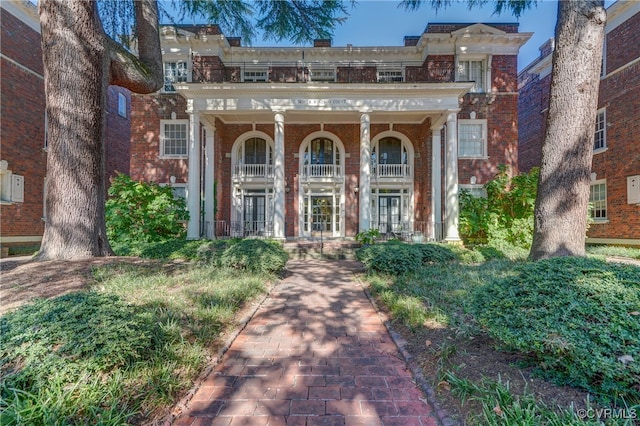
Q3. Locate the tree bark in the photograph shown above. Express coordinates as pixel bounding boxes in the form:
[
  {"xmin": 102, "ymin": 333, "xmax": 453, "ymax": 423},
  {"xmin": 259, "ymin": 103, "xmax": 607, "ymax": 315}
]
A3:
[
  {"xmin": 37, "ymin": 0, "xmax": 163, "ymax": 260},
  {"xmin": 529, "ymin": 0, "xmax": 606, "ymax": 260}
]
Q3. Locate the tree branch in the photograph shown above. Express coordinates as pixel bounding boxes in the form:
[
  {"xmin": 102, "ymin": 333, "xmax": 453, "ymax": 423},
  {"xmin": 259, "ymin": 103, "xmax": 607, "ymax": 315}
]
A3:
[{"xmin": 108, "ymin": 0, "xmax": 163, "ymax": 93}]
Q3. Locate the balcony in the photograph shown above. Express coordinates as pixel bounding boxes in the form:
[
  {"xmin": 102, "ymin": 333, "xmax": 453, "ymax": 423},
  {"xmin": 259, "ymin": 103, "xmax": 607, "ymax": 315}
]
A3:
[
  {"xmin": 301, "ymin": 164, "xmax": 342, "ymax": 179},
  {"xmin": 233, "ymin": 164, "xmax": 274, "ymax": 180},
  {"xmin": 372, "ymin": 164, "xmax": 411, "ymax": 179}
]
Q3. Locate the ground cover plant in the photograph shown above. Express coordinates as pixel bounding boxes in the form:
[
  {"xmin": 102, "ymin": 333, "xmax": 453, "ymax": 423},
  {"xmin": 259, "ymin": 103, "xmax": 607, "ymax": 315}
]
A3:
[
  {"xmin": 357, "ymin": 241, "xmax": 640, "ymax": 425},
  {"xmin": 0, "ymin": 239, "xmax": 288, "ymax": 424}
]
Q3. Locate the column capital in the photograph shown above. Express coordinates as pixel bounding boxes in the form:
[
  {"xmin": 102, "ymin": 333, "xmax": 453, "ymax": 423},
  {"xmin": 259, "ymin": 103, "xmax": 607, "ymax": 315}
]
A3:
[{"xmin": 273, "ymin": 110, "xmax": 286, "ymax": 121}]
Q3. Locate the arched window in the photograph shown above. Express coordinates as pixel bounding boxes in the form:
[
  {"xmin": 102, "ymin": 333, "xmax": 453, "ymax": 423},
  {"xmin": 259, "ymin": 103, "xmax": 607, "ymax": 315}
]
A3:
[
  {"xmin": 302, "ymin": 137, "xmax": 341, "ymax": 177},
  {"xmin": 372, "ymin": 137, "xmax": 410, "ymax": 177},
  {"xmin": 235, "ymin": 137, "xmax": 273, "ymax": 177}
]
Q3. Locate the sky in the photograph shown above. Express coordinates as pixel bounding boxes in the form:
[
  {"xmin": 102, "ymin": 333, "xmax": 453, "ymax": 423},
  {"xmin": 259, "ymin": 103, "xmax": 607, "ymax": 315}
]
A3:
[{"xmin": 249, "ymin": 0, "xmax": 561, "ymax": 71}]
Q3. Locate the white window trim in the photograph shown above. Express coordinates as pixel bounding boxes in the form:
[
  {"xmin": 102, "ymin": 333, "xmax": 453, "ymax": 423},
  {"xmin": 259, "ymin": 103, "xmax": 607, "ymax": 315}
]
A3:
[
  {"xmin": 309, "ymin": 68, "xmax": 336, "ymax": 82},
  {"xmin": 377, "ymin": 68, "xmax": 404, "ymax": 83},
  {"xmin": 162, "ymin": 61, "xmax": 190, "ymax": 93},
  {"xmin": 160, "ymin": 182, "xmax": 187, "ymax": 200},
  {"xmin": 589, "ymin": 179, "xmax": 608, "ymax": 223},
  {"xmin": 593, "ymin": 108, "xmax": 607, "ymax": 154},
  {"xmin": 459, "ymin": 184, "xmax": 487, "ymax": 198},
  {"xmin": 455, "ymin": 55, "xmax": 490, "ymax": 93},
  {"xmin": 159, "ymin": 119, "xmax": 189, "ymax": 159},
  {"xmin": 242, "ymin": 67, "xmax": 269, "ymax": 83},
  {"xmin": 458, "ymin": 119, "xmax": 488, "ymax": 158},
  {"xmin": 117, "ymin": 92, "xmax": 127, "ymax": 118}
]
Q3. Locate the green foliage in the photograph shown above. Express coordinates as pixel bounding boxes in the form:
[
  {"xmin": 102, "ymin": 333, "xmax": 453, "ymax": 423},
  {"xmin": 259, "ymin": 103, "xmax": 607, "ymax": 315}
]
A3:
[
  {"xmin": 472, "ymin": 257, "xmax": 640, "ymax": 403},
  {"xmin": 459, "ymin": 166, "xmax": 538, "ymax": 251},
  {"xmin": 106, "ymin": 174, "xmax": 189, "ymax": 246},
  {"xmin": 356, "ymin": 241, "xmax": 463, "ymax": 275},
  {"xmin": 355, "ymin": 228, "xmax": 381, "ymax": 245},
  {"xmin": 218, "ymin": 239, "xmax": 288, "ymax": 274},
  {"xmin": 0, "ymin": 263, "xmax": 270, "ymax": 424},
  {"xmin": 587, "ymin": 245, "xmax": 640, "ymax": 260}
]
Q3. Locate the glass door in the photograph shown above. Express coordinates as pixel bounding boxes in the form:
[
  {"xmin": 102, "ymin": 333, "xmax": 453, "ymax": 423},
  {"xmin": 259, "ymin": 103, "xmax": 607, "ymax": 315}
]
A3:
[
  {"xmin": 378, "ymin": 196, "xmax": 401, "ymax": 234},
  {"xmin": 311, "ymin": 196, "xmax": 332, "ymax": 236}
]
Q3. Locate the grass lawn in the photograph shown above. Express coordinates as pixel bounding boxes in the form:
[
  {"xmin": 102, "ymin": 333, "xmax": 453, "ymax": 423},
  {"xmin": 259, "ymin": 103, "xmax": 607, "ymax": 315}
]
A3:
[
  {"xmin": 0, "ymin": 239, "xmax": 287, "ymax": 425},
  {"xmin": 358, "ymin": 242, "xmax": 640, "ymax": 425}
]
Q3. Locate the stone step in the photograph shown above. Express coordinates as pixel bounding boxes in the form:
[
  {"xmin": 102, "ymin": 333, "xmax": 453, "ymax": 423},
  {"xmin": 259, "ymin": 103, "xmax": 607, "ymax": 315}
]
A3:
[{"xmin": 283, "ymin": 241, "xmax": 361, "ymax": 260}]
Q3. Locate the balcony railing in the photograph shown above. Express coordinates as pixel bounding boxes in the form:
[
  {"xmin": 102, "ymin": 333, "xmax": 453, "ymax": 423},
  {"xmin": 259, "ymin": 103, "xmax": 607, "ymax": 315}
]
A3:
[
  {"xmin": 301, "ymin": 164, "xmax": 341, "ymax": 178},
  {"xmin": 370, "ymin": 221, "xmax": 443, "ymax": 242},
  {"xmin": 233, "ymin": 164, "xmax": 274, "ymax": 178},
  {"xmin": 373, "ymin": 164, "xmax": 411, "ymax": 178},
  {"xmin": 206, "ymin": 220, "xmax": 274, "ymax": 238},
  {"xmin": 190, "ymin": 60, "xmax": 454, "ymax": 84}
]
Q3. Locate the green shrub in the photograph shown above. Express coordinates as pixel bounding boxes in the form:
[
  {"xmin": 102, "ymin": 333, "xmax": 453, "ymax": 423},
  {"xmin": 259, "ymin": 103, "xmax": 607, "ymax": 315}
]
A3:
[
  {"xmin": 355, "ymin": 228, "xmax": 381, "ymax": 245},
  {"xmin": 472, "ymin": 257, "xmax": 640, "ymax": 403},
  {"xmin": 460, "ymin": 165, "xmax": 538, "ymax": 251},
  {"xmin": 106, "ymin": 174, "xmax": 189, "ymax": 246},
  {"xmin": 356, "ymin": 241, "xmax": 422, "ymax": 275},
  {"xmin": 219, "ymin": 239, "xmax": 288, "ymax": 274}
]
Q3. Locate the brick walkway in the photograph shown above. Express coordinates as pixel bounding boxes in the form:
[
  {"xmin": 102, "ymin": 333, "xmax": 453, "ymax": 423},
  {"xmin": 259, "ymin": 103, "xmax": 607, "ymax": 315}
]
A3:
[{"xmin": 174, "ymin": 259, "xmax": 438, "ymax": 426}]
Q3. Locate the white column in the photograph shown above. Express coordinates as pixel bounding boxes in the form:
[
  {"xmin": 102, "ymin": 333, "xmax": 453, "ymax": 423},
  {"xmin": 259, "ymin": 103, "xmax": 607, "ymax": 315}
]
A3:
[
  {"xmin": 444, "ymin": 113, "xmax": 461, "ymax": 241},
  {"xmin": 359, "ymin": 112, "xmax": 371, "ymax": 232},
  {"xmin": 187, "ymin": 112, "xmax": 201, "ymax": 239},
  {"xmin": 273, "ymin": 111, "xmax": 286, "ymax": 239},
  {"xmin": 204, "ymin": 124, "xmax": 215, "ymax": 238},
  {"xmin": 431, "ymin": 127, "xmax": 443, "ymax": 241}
]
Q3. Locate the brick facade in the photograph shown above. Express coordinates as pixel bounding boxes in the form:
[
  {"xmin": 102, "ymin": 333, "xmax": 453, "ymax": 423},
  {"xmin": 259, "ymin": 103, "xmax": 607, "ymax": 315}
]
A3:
[
  {"xmin": 0, "ymin": 1, "xmax": 132, "ymax": 250},
  {"xmin": 518, "ymin": 1, "xmax": 640, "ymax": 244},
  {"xmin": 130, "ymin": 21, "xmax": 530, "ymax": 240}
]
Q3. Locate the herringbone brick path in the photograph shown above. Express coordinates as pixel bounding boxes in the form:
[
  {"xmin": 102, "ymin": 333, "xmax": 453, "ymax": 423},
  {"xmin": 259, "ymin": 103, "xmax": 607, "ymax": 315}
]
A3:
[{"xmin": 174, "ymin": 259, "xmax": 437, "ymax": 426}]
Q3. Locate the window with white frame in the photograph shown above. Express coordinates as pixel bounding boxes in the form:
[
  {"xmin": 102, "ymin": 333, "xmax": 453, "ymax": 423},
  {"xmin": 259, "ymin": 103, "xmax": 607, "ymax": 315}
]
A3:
[
  {"xmin": 459, "ymin": 184, "xmax": 486, "ymax": 198},
  {"xmin": 117, "ymin": 92, "xmax": 127, "ymax": 118},
  {"xmin": 243, "ymin": 68, "xmax": 269, "ymax": 82},
  {"xmin": 458, "ymin": 119, "xmax": 487, "ymax": 158},
  {"xmin": 309, "ymin": 68, "xmax": 335, "ymax": 82},
  {"xmin": 163, "ymin": 62, "xmax": 188, "ymax": 92},
  {"xmin": 456, "ymin": 59, "xmax": 485, "ymax": 93},
  {"xmin": 594, "ymin": 109, "xmax": 606, "ymax": 152},
  {"xmin": 589, "ymin": 180, "xmax": 607, "ymax": 221},
  {"xmin": 377, "ymin": 69, "xmax": 403, "ymax": 83},
  {"xmin": 160, "ymin": 120, "xmax": 189, "ymax": 158}
]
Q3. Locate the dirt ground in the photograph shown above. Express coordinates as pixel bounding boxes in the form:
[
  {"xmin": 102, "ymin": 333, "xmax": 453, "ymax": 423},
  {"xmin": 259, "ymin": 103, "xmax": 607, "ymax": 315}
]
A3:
[{"xmin": 0, "ymin": 255, "xmax": 628, "ymax": 424}]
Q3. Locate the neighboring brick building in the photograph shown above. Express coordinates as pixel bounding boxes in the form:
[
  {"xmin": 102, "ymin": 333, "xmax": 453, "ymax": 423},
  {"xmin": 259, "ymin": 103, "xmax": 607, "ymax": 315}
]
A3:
[
  {"xmin": 129, "ymin": 22, "xmax": 531, "ymax": 241},
  {"xmin": 518, "ymin": 0, "xmax": 640, "ymax": 246},
  {"xmin": 0, "ymin": 0, "xmax": 131, "ymax": 252}
]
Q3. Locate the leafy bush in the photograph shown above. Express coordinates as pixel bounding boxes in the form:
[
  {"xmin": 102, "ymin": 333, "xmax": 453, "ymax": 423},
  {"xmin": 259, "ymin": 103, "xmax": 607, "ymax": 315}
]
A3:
[
  {"xmin": 106, "ymin": 174, "xmax": 189, "ymax": 246},
  {"xmin": 355, "ymin": 228, "xmax": 381, "ymax": 245},
  {"xmin": 460, "ymin": 165, "xmax": 538, "ymax": 251},
  {"xmin": 472, "ymin": 257, "xmax": 640, "ymax": 403},
  {"xmin": 219, "ymin": 239, "xmax": 288, "ymax": 274},
  {"xmin": 357, "ymin": 241, "xmax": 465, "ymax": 275}
]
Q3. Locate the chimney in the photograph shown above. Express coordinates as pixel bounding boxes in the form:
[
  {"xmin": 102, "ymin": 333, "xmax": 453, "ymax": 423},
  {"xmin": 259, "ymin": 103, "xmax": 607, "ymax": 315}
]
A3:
[
  {"xmin": 404, "ymin": 36, "xmax": 420, "ymax": 47},
  {"xmin": 313, "ymin": 39, "xmax": 332, "ymax": 48}
]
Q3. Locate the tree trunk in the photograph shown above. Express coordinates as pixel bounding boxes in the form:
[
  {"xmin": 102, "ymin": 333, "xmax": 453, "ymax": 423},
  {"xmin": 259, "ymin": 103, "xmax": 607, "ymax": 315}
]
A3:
[
  {"xmin": 529, "ymin": 0, "xmax": 606, "ymax": 260},
  {"xmin": 37, "ymin": 0, "xmax": 163, "ymax": 260}
]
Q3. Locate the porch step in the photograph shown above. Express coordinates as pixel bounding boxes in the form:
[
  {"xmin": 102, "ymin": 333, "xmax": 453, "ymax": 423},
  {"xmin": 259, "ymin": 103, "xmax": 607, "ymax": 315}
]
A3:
[{"xmin": 283, "ymin": 240, "xmax": 361, "ymax": 260}]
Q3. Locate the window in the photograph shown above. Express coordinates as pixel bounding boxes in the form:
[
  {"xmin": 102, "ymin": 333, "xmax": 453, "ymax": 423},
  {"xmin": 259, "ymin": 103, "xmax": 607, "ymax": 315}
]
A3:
[
  {"xmin": 243, "ymin": 68, "xmax": 268, "ymax": 82},
  {"xmin": 459, "ymin": 185, "xmax": 486, "ymax": 198},
  {"xmin": 594, "ymin": 109, "xmax": 606, "ymax": 152},
  {"xmin": 309, "ymin": 68, "xmax": 335, "ymax": 82},
  {"xmin": 160, "ymin": 120, "xmax": 188, "ymax": 158},
  {"xmin": 170, "ymin": 185, "xmax": 186, "ymax": 200},
  {"xmin": 456, "ymin": 59, "xmax": 485, "ymax": 92},
  {"xmin": 589, "ymin": 180, "xmax": 607, "ymax": 221},
  {"xmin": 163, "ymin": 62, "xmax": 188, "ymax": 92},
  {"xmin": 377, "ymin": 70, "xmax": 403, "ymax": 83},
  {"xmin": 117, "ymin": 92, "xmax": 127, "ymax": 118},
  {"xmin": 458, "ymin": 119, "xmax": 487, "ymax": 157}
]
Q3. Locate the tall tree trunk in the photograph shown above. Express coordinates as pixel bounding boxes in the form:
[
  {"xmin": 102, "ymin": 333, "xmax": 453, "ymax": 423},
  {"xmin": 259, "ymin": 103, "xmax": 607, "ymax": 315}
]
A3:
[
  {"xmin": 37, "ymin": 0, "xmax": 163, "ymax": 260},
  {"xmin": 529, "ymin": 0, "xmax": 606, "ymax": 260}
]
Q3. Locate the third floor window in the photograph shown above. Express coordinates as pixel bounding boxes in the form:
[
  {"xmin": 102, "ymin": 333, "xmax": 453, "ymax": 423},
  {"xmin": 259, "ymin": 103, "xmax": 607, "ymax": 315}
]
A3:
[{"xmin": 164, "ymin": 62, "xmax": 188, "ymax": 92}]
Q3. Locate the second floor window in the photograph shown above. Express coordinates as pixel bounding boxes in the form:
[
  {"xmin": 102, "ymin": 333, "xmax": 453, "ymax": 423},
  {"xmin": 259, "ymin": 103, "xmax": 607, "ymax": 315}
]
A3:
[
  {"xmin": 243, "ymin": 68, "xmax": 268, "ymax": 82},
  {"xmin": 594, "ymin": 109, "xmax": 606, "ymax": 152},
  {"xmin": 377, "ymin": 70, "xmax": 403, "ymax": 83},
  {"xmin": 164, "ymin": 62, "xmax": 188, "ymax": 92},
  {"xmin": 456, "ymin": 60, "xmax": 485, "ymax": 93},
  {"xmin": 458, "ymin": 120, "xmax": 487, "ymax": 157}
]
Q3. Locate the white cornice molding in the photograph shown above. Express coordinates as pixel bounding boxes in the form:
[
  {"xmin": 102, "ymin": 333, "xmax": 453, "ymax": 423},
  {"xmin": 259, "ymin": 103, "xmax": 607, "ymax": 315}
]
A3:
[
  {"xmin": 606, "ymin": 0, "xmax": 640, "ymax": 34},
  {"xmin": 1, "ymin": 0, "xmax": 40, "ymax": 33}
]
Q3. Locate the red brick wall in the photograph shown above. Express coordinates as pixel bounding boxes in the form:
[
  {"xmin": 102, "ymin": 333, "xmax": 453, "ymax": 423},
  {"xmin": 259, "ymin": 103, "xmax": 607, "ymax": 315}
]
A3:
[
  {"xmin": 0, "ymin": 8, "xmax": 46, "ymax": 241},
  {"xmin": 129, "ymin": 94, "xmax": 189, "ymax": 184},
  {"xmin": 105, "ymin": 86, "xmax": 131, "ymax": 183},
  {"xmin": 605, "ymin": 12, "xmax": 640, "ymax": 73},
  {"xmin": 517, "ymin": 69, "xmax": 550, "ymax": 173}
]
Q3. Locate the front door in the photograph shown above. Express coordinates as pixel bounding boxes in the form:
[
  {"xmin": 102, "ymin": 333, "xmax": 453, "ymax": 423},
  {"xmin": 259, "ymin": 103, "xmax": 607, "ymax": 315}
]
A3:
[
  {"xmin": 378, "ymin": 196, "xmax": 401, "ymax": 234},
  {"xmin": 243, "ymin": 195, "xmax": 265, "ymax": 235},
  {"xmin": 311, "ymin": 196, "xmax": 332, "ymax": 236}
]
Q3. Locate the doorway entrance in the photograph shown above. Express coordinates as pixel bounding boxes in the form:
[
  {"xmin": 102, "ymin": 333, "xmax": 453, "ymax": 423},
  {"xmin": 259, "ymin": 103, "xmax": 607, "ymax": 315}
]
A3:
[{"xmin": 378, "ymin": 196, "xmax": 401, "ymax": 234}]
